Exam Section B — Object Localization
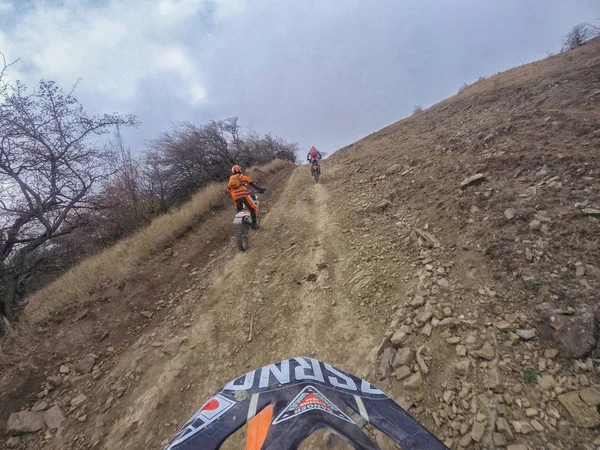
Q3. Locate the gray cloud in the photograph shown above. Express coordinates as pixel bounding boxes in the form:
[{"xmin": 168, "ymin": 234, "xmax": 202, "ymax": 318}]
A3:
[{"xmin": 1, "ymin": 0, "xmax": 599, "ymax": 155}]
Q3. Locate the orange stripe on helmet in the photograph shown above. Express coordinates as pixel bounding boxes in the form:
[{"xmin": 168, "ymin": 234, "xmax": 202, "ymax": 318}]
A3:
[{"xmin": 246, "ymin": 404, "xmax": 273, "ymax": 450}]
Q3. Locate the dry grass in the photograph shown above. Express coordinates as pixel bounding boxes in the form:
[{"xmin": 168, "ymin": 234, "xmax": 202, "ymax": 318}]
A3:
[{"xmin": 24, "ymin": 159, "xmax": 291, "ymax": 325}]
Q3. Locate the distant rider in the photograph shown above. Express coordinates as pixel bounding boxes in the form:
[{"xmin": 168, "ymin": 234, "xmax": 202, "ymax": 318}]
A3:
[
  {"xmin": 227, "ymin": 165, "xmax": 265, "ymax": 229},
  {"xmin": 307, "ymin": 146, "xmax": 322, "ymax": 173}
]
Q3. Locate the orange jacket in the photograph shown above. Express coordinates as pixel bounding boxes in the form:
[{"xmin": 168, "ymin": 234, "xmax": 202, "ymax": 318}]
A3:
[{"xmin": 227, "ymin": 174, "xmax": 253, "ymax": 200}]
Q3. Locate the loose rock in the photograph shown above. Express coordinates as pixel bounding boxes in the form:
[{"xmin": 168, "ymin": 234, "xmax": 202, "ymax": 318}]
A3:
[
  {"xmin": 75, "ymin": 354, "xmax": 96, "ymax": 374},
  {"xmin": 460, "ymin": 173, "xmax": 486, "ymax": 188},
  {"xmin": 515, "ymin": 329, "xmax": 536, "ymax": 340},
  {"xmin": 470, "ymin": 421, "xmax": 485, "ymax": 442},
  {"xmin": 43, "ymin": 406, "xmax": 65, "ymax": 430},
  {"xmin": 70, "ymin": 393, "xmax": 88, "ymax": 407},
  {"xmin": 403, "ymin": 372, "xmax": 423, "ymax": 389},
  {"xmin": 6, "ymin": 411, "xmax": 45, "ymax": 435},
  {"xmin": 393, "ymin": 347, "xmax": 413, "ymax": 368},
  {"xmin": 579, "ymin": 385, "xmax": 600, "ymax": 406},
  {"xmin": 473, "ymin": 342, "xmax": 495, "ymax": 360},
  {"xmin": 558, "ymin": 391, "xmax": 600, "ymax": 428},
  {"xmin": 395, "ymin": 366, "xmax": 411, "ymax": 381},
  {"xmin": 504, "ymin": 208, "xmax": 516, "ymax": 220},
  {"xmin": 536, "ymin": 312, "xmax": 597, "ymax": 359}
]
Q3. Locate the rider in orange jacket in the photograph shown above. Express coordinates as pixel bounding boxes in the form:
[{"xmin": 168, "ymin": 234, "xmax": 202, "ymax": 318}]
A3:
[{"xmin": 227, "ymin": 165, "xmax": 265, "ymax": 229}]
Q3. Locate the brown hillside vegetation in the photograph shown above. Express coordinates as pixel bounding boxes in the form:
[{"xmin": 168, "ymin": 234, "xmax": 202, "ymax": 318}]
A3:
[{"xmin": 1, "ymin": 39, "xmax": 600, "ymax": 449}]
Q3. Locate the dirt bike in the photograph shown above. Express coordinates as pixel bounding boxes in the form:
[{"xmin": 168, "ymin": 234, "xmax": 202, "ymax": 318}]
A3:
[
  {"xmin": 310, "ymin": 159, "xmax": 321, "ymax": 182},
  {"xmin": 164, "ymin": 357, "xmax": 449, "ymax": 449},
  {"xmin": 233, "ymin": 191, "xmax": 261, "ymax": 251}
]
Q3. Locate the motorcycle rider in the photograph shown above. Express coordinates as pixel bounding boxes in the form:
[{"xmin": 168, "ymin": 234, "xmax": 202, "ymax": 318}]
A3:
[
  {"xmin": 306, "ymin": 145, "xmax": 322, "ymax": 173},
  {"xmin": 227, "ymin": 165, "xmax": 265, "ymax": 229}
]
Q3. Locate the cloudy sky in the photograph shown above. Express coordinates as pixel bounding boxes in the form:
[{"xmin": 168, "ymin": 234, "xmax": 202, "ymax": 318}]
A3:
[{"xmin": 0, "ymin": 0, "xmax": 598, "ymax": 155}]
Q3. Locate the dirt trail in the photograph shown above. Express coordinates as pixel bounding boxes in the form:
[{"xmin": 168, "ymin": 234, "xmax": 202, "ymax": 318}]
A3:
[{"xmin": 59, "ymin": 166, "xmax": 380, "ymax": 450}]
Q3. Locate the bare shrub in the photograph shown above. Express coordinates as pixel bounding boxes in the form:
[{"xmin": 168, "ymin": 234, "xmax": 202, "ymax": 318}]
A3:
[
  {"xmin": 562, "ymin": 22, "xmax": 600, "ymax": 51},
  {"xmin": 26, "ymin": 159, "xmax": 291, "ymax": 324},
  {"xmin": 413, "ymin": 105, "xmax": 424, "ymax": 114},
  {"xmin": 0, "ymin": 67, "xmax": 136, "ymax": 329}
]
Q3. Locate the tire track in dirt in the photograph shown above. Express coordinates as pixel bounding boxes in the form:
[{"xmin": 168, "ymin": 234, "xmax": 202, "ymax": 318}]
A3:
[{"xmin": 95, "ymin": 166, "xmax": 377, "ymax": 449}]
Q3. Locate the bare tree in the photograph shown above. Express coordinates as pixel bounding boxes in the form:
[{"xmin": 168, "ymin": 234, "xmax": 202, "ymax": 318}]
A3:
[
  {"xmin": 413, "ymin": 105, "xmax": 423, "ymax": 115},
  {"xmin": 562, "ymin": 22, "xmax": 600, "ymax": 51},
  {"xmin": 0, "ymin": 73, "xmax": 137, "ymax": 329}
]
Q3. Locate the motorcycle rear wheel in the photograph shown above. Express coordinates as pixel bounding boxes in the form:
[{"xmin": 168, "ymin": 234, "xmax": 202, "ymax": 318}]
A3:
[{"xmin": 236, "ymin": 222, "xmax": 251, "ymax": 251}]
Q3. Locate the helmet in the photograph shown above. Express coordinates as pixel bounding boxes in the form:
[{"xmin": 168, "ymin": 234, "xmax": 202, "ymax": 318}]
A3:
[{"xmin": 231, "ymin": 165, "xmax": 243, "ymax": 174}]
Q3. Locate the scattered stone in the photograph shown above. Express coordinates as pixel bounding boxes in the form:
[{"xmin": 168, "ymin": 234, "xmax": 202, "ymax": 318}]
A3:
[
  {"xmin": 421, "ymin": 323, "xmax": 432, "ymax": 336},
  {"xmin": 395, "ymin": 366, "xmax": 411, "ymax": 381},
  {"xmin": 443, "ymin": 390, "xmax": 454, "ymax": 404},
  {"xmin": 528, "ymin": 220, "xmax": 542, "ymax": 231},
  {"xmin": 456, "ymin": 345, "xmax": 467, "ymax": 357},
  {"xmin": 415, "ymin": 345, "xmax": 429, "ymax": 374},
  {"xmin": 6, "ymin": 411, "xmax": 45, "ymax": 435},
  {"xmin": 47, "ymin": 376, "xmax": 63, "ymax": 389},
  {"xmin": 495, "ymin": 320, "xmax": 511, "ymax": 330},
  {"xmin": 536, "ymin": 312, "xmax": 597, "ymax": 359},
  {"xmin": 458, "ymin": 434, "xmax": 472, "ymax": 448},
  {"xmin": 70, "ymin": 393, "xmax": 88, "ymax": 407},
  {"xmin": 544, "ymin": 349, "xmax": 559, "ymax": 358},
  {"xmin": 31, "ymin": 401, "xmax": 48, "ymax": 412},
  {"xmin": 415, "ymin": 311, "xmax": 433, "ymax": 324},
  {"xmin": 473, "ymin": 342, "xmax": 495, "ymax": 360},
  {"xmin": 403, "ymin": 372, "xmax": 423, "ymax": 389},
  {"xmin": 409, "ymin": 295, "xmax": 425, "ymax": 307},
  {"xmin": 460, "ymin": 173, "xmax": 486, "ymax": 189},
  {"xmin": 439, "ymin": 317, "xmax": 460, "ymax": 328},
  {"xmin": 164, "ymin": 248, "xmax": 174, "ymax": 257},
  {"xmin": 488, "ymin": 366, "xmax": 502, "ymax": 391},
  {"xmin": 390, "ymin": 330, "xmax": 408, "ymax": 346},
  {"xmin": 525, "ymin": 408, "xmax": 538, "ymax": 417},
  {"xmin": 6, "ymin": 436, "xmax": 20, "ymax": 448},
  {"xmin": 558, "ymin": 391, "xmax": 600, "ymax": 428},
  {"xmin": 504, "ymin": 208, "xmax": 516, "ymax": 220},
  {"xmin": 579, "ymin": 385, "xmax": 600, "ymax": 407},
  {"xmin": 162, "ymin": 337, "xmax": 187, "ymax": 356},
  {"xmin": 43, "ymin": 406, "xmax": 65, "ymax": 430},
  {"xmin": 496, "ymin": 417, "xmax": 514, "ymax": 440},
  {"xmin": 530, "ymin": 419, "xmax": 543, "ymax": 432},
  {"xmin": 75, "ymin": 354, "xmax": 96, "ymax": 374},
  {"xmin": 393, "ymin": 347, "xmax": 413, "ymax": 367},
  {"xmin": 470, "ymin": 421, "xmax": 486, "ymax": 442},
  {"xmin": 369, "ymin": 200, "xmax": 391, "ymax": 213},
  {"xmin": 379, "ymin": 347, "xmax": 396, "ymax": 379},
  {"xmin": 492, "ymin": 432, "xmax": 507, "ymax": 446},
  {"xmin": 446, "ymin": 336, "xmax": 461, "ymax": 345},
  {"xmin": 455, "ymin": 359, "xmax": 471, "ymax": 377},
  {"xmin": 436, "ymin": 278, "xmax": 450, "ymax": 289},
  {"xmin": 513, "ymin": 383, "xmax": 524, "ymax": 394},
  {"xmin": 140, "ymin": 311, "xmax": 154, "ymax": 319},
  {"xmin": 516, "ymin": 329, "xmax": 536, "ymax": 340},
  {"xmin": 59, "ymin": 365, "xmax": 70, "ymax": 374},
  {"xmin": 511, "ymin": 421, "xmax": 533, "ymax": 434},
  {"xmin": 538, "ymin": 375, "xmax": 556, "ymax": 390},
  {"xmin": 442, "ymin": 306, "xmax": 452, "ymax": 317},
  {"xmin": 385, "ymin": 163, "xmax": 401, "ymax": 175},
  {"xmin": 181, "ymin": 263, "xmax": 190, "ymax": 268},
  {"xmin": 507, "ymin": 445, "xmax": 530, "ymax": 450},
  {"xmin": 582, "ymin": 208, "xmax": 600, "ymax": 216}
]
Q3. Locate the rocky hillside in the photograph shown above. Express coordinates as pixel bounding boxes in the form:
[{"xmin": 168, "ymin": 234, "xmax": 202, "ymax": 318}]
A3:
[
  {"xmin": 1, "ymin": 37, "xmax": 599, "ymax": 450},
  {"xmin": 322, "ymin": 36, "xmax": 600, "ymax": 448}
]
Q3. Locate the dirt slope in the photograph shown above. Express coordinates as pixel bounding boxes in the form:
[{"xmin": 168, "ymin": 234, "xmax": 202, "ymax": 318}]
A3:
[{"xmin": 3, "ymin": 39, "xmax": 600, "ymax": 450}]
